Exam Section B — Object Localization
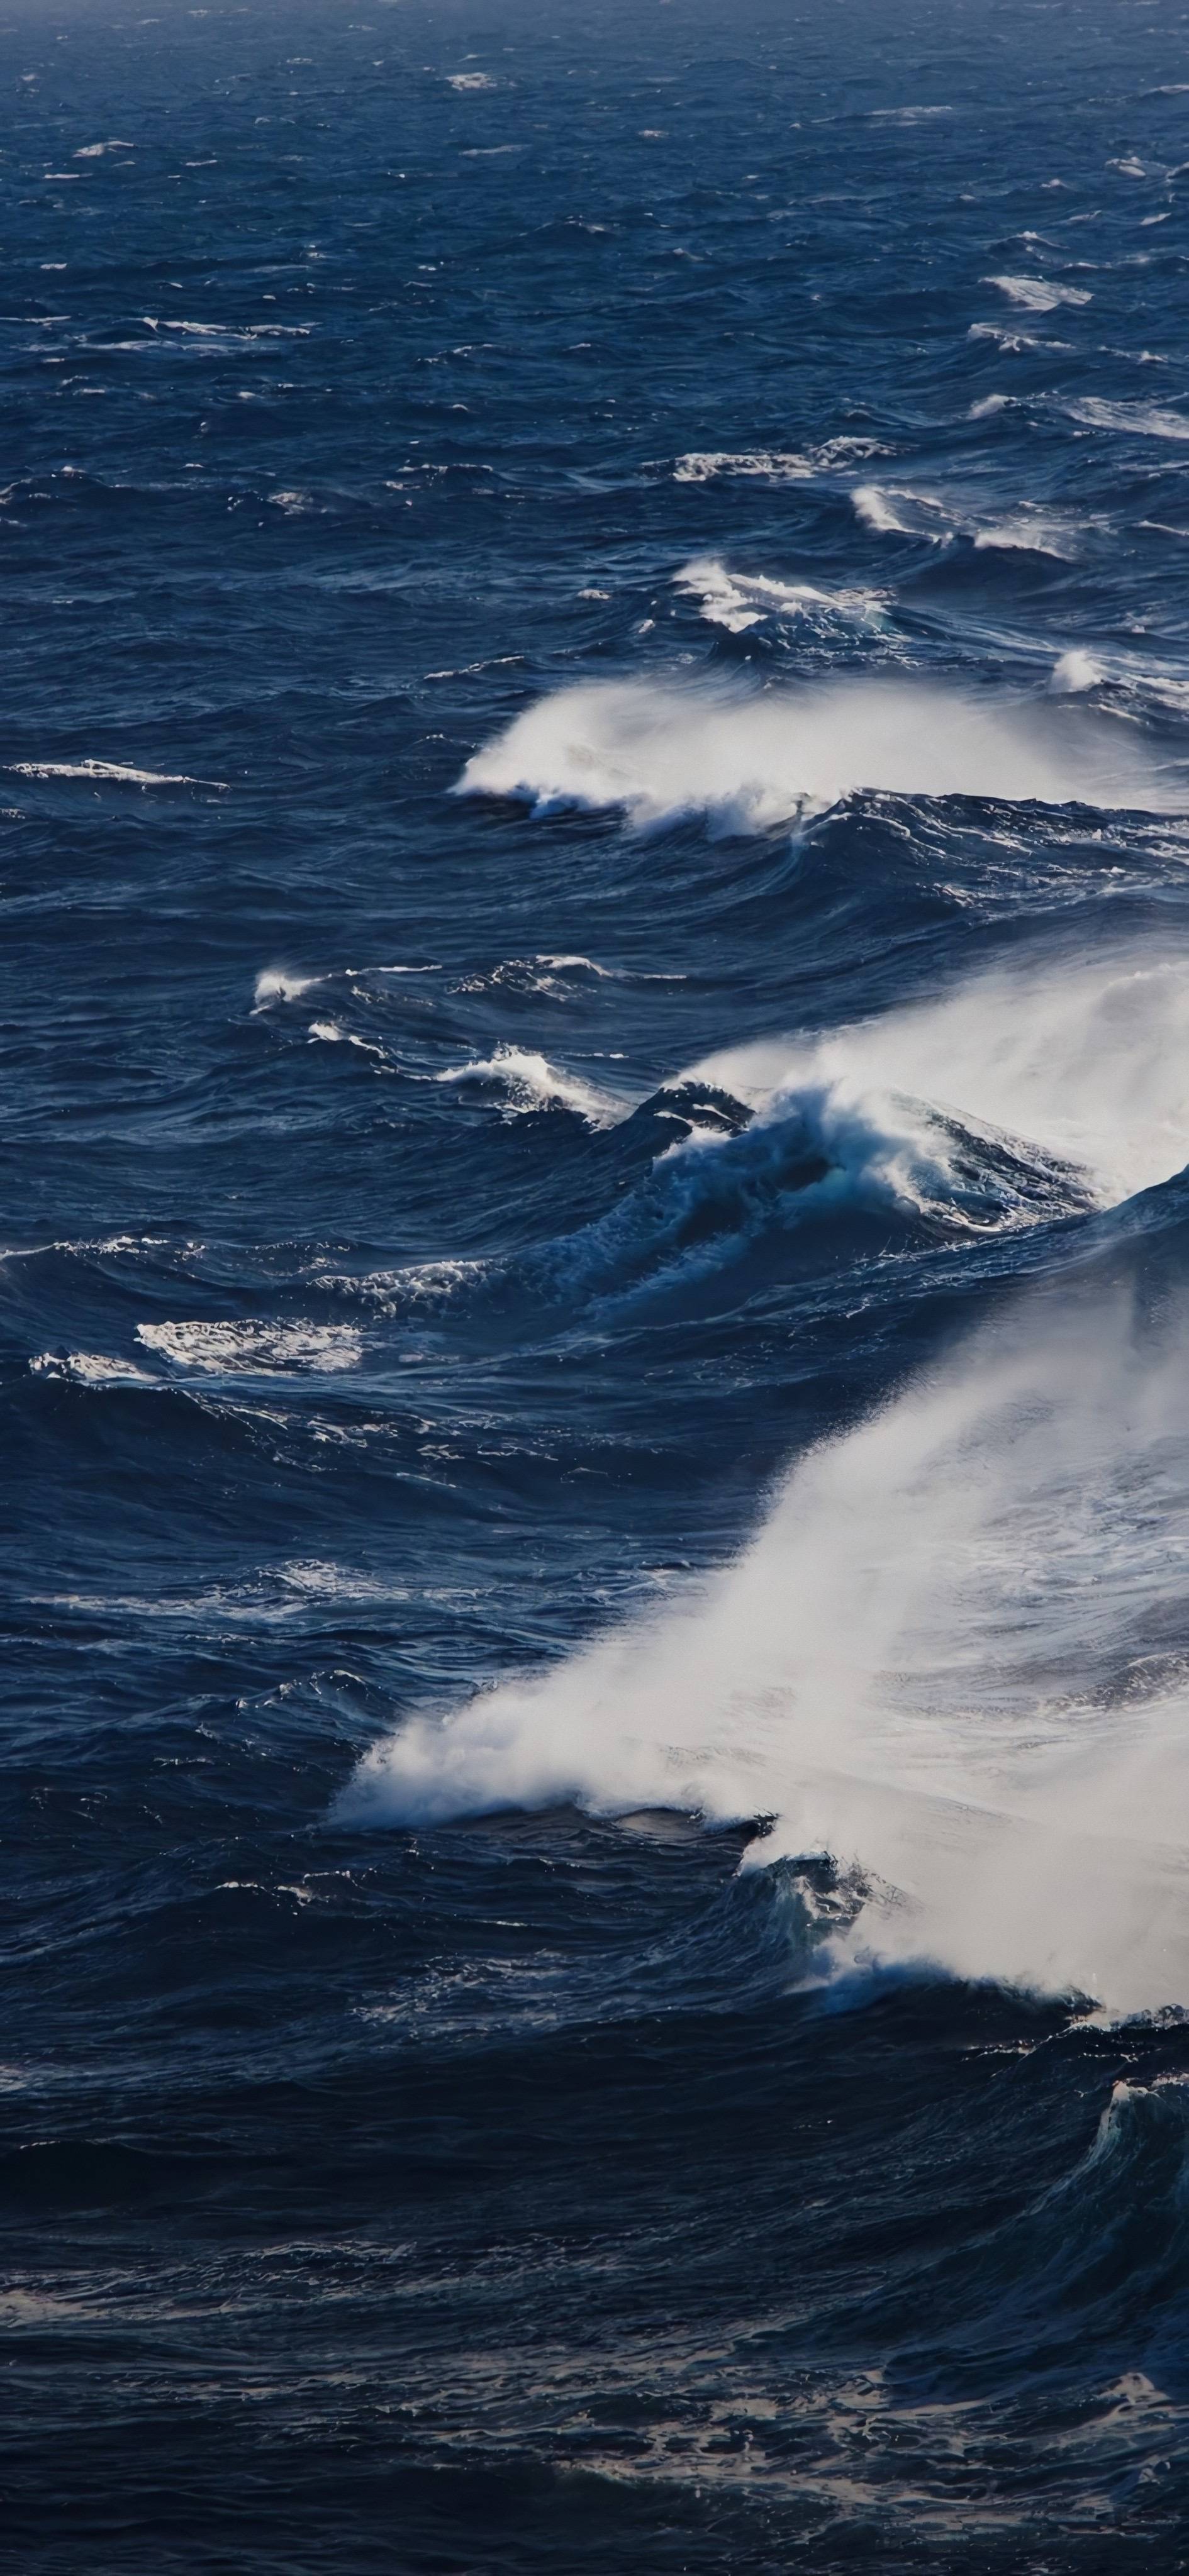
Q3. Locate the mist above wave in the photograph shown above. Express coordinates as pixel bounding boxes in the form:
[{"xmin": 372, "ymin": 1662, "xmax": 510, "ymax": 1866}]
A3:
[
  {"xmin": 459, "ymin": 676, "xmax": 1175, "ymax": 829},
  {"xmin": 344, "ymin": 1266, "xmax": 1189, "ymax": 2018},
  {"xmin": 696, "ymin": 948, "xmax": 1189, "ymax": 1210}
]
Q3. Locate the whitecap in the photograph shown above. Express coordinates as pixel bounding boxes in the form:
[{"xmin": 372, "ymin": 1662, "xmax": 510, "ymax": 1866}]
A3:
[
  {"xmin": 985, "ymin": 273, "xmax": 1093, "ymax": 311},
  {"xmin": 674, "ymin": 449, "xmax": 815, "ymax": 484},
  {"xmin": 852, "ymin": 484, "xmax": 951, "ymax": 539},
  {"xmin": 457, "ymin": 675, "xmax": 1174, "ymax": 831},
  {"xmin": 307, "ymin": 1019, "xmax": 387, "ymax": 1058}
]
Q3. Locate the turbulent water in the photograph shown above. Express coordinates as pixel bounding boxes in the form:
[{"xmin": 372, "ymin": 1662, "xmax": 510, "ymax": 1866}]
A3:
[{"xmin": 9, "ymin": 0, "xmax": 1189, "ymax": 2565}]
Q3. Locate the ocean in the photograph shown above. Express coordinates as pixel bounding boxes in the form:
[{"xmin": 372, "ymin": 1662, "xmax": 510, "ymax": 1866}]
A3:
[{"xmin": 6, "ymin": 0, "xmax": 1189, "ymax": 2565}]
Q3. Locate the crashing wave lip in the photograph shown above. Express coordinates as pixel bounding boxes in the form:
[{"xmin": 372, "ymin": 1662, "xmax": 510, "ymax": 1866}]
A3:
[
  {"xmin": 984, "ymin": 273, "xmax": 1093, "ymax": 311},
  {"xmin": 6, "ymin": 758, "xmax": 228, "ymax": 788},
  {"xmin": 676, "ymin": 555, "xmax": 886, "ymax": 636},
  {"xmin": 433, "ymin": 1045, "xmax": 627, "ymax": 1128},
  {"xmin": 135, "ymin": 1321, "xmax": 363, "ymax": 1374}
]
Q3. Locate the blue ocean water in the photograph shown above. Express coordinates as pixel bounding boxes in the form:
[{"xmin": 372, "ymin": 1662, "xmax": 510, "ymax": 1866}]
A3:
[{"xmin": 8, "ymin": 0, "xmax": 1189, "ymax": 2563}]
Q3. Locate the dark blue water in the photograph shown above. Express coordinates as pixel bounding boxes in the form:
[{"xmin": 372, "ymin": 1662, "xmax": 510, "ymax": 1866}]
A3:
[{"xmin": 8, "ymin": 1, "xmax": 1189, "ymax": 2565}]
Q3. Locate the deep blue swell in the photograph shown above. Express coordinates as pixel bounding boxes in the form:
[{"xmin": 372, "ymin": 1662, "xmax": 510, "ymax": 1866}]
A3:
[{"xmin": 6, "ymin": 1, "xmax": 1189, "ymax": 2566}]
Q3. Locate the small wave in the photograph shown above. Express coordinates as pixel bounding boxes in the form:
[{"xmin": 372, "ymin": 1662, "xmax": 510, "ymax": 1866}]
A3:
[
  {"xmin": 852, "ymin": 484, "xmax": 951, "ymax": 540},
  {"xmin": 307, "ymin": 1019, "xmax": 387, "ymax": 1058},
  {"xmin": 433, "ymin": 1045, "xmax": 625, "ymax": 1128},
  {"xmin": 675, "ymin": 556, "xmax": 886, "ymax": 636},
  {"xmin": 972, "ymin": 508, "xmax": 1082, "ymax": 559},
  {"xmin": 985, "ymin": 274, "xmax": 1093, "ymax": 311},
  {"xmin": 135, "ymin": 1321, "xmax": 362, "ymax": 1374}
]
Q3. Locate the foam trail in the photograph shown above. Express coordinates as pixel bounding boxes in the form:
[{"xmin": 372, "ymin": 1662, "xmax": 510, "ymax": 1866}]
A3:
[
  {"xmin": 458, "ymin": 678, "xmax": 1175, "ymax": 829},
  {"xmin": 696, "ymin": 948, "xmax": 1189, "ymax": 1207},
  {"xmin": 345, "ymin": 1284, "xmax": 1189, "ymax": 2017}
]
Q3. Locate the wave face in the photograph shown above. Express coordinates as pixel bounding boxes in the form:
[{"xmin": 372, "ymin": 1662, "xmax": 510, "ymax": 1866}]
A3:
[{"xmin": 10, "ymin": 1, "xmax": 1189, "ymax": 2568}]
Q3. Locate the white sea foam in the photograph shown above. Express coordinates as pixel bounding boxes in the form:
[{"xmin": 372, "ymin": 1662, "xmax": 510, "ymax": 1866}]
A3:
[
  {"xmin": 985, "ymin": 274, "xmax": 1092, "ymax": 311},
  {"xmin": 30, "ymin": 1351, "xmax": 155, "ymax": 1386},
  {"xmin": 136, "ymin": 1321, "xmax": 362, "ymax": 1373},
  {"xmin": 435, "ymin": 1046, "xmax": 624, "ymax": 1127},
  {"xmin": 676, "ymin": 557, "xmax": 885, "ymax": 636},
  {"xmin": 1068, "ymin": 397, "xmax": 1189, "ymax": 440},
  {"xmin": 458, "ymin": 676, "xmax": 1174, "ymax": 831}
]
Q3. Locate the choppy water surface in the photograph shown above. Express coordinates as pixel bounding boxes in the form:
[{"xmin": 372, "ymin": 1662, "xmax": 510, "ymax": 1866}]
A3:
[{"xmin": 8, "ymin": 0, "xmax": 1189, "ymax": 2564}]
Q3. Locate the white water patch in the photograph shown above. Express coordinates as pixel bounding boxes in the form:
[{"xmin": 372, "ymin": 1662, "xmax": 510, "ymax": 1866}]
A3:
[
  {"xmin": 696, "ymin": 948, "xmax": 1189, "ymax": 1209},
  {"xmin": 1068, "ymin": 396, "xmax": 1189, "ymax": 441},
  {"xmin": 458, "ymin": 676, "xmax": 1174, "ymax": 831},
  {"xmin": 136, "ymin": 1321, "xmax": 362, "ymax": 1374},
  {"xmin": 434, "ymin": 1045, "xmax": 625, "ymax": 1127},
  {"xmin": 674, "ymin": 450, "xmax": 815, "ymax": 484},
  {"xmin": 985, "ymin": 274, "xmax": 1092, "ymax": 311},
  {"xmin": 675, "ymin": 557, "xmax": 885, "ymax": 636},
  {"xmin": 345, "ymin": 1287, "xmax": 1189, "ymax": 2018}
]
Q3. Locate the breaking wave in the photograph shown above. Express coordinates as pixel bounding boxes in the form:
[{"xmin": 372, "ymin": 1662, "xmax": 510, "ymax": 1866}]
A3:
[{"xmin": 458, "ymin": 675, "xmax": 1176, "ymax": 829}]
